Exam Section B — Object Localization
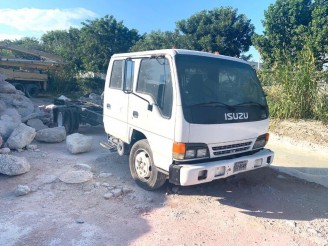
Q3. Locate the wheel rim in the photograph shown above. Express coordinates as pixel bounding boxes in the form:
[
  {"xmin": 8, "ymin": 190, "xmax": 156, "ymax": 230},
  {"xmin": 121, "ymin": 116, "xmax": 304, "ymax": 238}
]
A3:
[
  {"xmin": 135, "ymin": 150, "xmax": 151, "ymax": 179},
  {"xmin": 57, "ymin": 112, "xmax": 63, "ymax": 127}
]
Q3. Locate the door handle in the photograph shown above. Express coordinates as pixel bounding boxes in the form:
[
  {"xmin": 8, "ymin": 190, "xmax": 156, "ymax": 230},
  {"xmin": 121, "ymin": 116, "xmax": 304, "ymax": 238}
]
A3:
[
  {"xmin": 107, "ymin": 103, "xmax": 111, "ymax": 109},
  {"xmin": 133, "ymin": 111, "xmax": 139, "ymax": 118}
]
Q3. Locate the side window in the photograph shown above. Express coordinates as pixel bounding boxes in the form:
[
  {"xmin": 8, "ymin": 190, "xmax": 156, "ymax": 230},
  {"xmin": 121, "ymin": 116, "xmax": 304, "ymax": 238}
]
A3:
[
  {"xmin": 109, "ymin": 60, "xmax": 123, "ymax": 89},
  {"xmin": 137, "ymin": 58, "xmax": 173, "ymax": 118},
  {"xmin": 124, "ymin": 60, "xmax": 134, "ymax": 91}
]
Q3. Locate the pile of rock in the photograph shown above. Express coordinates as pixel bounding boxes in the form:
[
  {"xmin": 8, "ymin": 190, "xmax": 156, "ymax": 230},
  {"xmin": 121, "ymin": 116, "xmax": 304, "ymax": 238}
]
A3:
[
  {"xmin": 0, "ymin": 77, "xmax": 57, "ymax": 150},
  {"xmin": 0, "ymin": 75, "xmax": 94, "ymax": 178}
]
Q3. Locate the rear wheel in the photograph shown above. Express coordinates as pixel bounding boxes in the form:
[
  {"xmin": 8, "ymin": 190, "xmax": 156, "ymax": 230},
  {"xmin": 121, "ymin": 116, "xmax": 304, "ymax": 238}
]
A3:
[
  {"xmin": 129, "ymin": 139, "xmax": 167, "ymax": 190},
  {"xmin": 12, "ymin": 83, "xmax": 25, "ymax": 94},
  {"xmin": 54, "ymin": 108, "xmax": 75, "ymax": 134},
  {"xmin": 25, "ymin": 84, "xmax": 39, "ymax": 98}
]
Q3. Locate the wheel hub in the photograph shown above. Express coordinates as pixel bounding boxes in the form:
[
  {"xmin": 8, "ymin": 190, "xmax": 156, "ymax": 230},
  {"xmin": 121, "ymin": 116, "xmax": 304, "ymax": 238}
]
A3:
[{"xmin": 135, "ymin": 151, "xmax": 151, "ymax": 179}]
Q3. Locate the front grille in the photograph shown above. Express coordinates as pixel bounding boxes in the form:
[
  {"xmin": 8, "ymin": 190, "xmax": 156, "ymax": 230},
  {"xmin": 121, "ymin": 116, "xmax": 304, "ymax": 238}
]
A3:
[{"xmin": 212, "ymin": 141, "xmax": 252, "ymax": 156}]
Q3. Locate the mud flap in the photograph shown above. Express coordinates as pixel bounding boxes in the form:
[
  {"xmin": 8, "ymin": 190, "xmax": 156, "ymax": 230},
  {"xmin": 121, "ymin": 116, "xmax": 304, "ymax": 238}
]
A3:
[{"xmin": 169, "ymin": 164, "xmax": 182, "ymax": 185}]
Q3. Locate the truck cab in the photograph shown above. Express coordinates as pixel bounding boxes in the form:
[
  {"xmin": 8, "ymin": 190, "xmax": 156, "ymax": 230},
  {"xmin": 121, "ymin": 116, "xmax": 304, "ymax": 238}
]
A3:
[{"xmin": 103, "ymin": 49, "xmax": 274, "ymax": 190}]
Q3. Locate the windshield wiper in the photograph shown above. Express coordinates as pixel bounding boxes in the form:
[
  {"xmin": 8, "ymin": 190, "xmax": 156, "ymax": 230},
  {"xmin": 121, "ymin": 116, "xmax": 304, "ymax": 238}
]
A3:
[
  {"xmin": 233, "ymin": 101, "xmax": 266, "ymax": 109},
  {"xmin": 187, "ymin": 101, "xmax": 235, "ymax": 111}
]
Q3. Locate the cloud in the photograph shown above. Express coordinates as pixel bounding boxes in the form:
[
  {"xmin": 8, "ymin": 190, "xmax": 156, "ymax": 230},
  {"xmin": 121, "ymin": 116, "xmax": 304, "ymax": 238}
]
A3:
[
  {"xmin": 0, "ymin": 34, "xmax": 24, "ymax": 41},
  {"xmin": 0, "ymin": 8, "xmax": 97, "ymax": 32}
]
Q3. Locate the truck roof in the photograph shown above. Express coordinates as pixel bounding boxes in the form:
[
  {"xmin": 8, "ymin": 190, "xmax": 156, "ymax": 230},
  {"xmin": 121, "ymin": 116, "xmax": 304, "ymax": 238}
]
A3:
[{"xmin": 111, "ymin": 49, "xmax": 248, "ymax": 65}]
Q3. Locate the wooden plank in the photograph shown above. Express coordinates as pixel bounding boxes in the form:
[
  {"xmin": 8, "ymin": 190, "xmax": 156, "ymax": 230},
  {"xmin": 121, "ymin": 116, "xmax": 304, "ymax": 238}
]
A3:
[
  {"xmin": 0, "ymin": 59, "xmax": 62, "ymax": 70},
  {"xmin": 0, "ymin": 68, "xmax": 48, "ymax": 82}
]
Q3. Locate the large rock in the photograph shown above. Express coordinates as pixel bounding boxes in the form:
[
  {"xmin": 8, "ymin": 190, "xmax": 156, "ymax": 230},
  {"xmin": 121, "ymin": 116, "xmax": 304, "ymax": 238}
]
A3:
[
  {"xmin": 35, "ymin": 126, "xmax": 66, "ymax": 143},
  {"xmin": 0, "ymin": 93, "xmax": 35, "ymax": 118},
  {"xmin": 0, "ymin": 81, "xmax": 17, "ymax": 94},
  {"xmin": 27, "ymin": 118, "xmax": 48, "ymax": 131},
  {"xmin": 0, "ymin": 100, "xmax": 6, "ymax": 113},
  {"xmin": 0, "ymin": 155, "xmax": 30, "ymax": 175},
  {"xmin": 6, "ymin": 123, "xmax": 36, "ymax": 150},
  {"xmin": 66, "ymin": 133, "xmax": 93, "ymax": 154},
  {"xmin": 15, "ymin": 185, "xmax": 30, "ymax": 196},
  {"xmin": 59, "ymin": 170, "xmax": 93, "ymax": 184},
  {"xmin": 0, "ymin": 109, "xmax": 22, "ymax": 142}
]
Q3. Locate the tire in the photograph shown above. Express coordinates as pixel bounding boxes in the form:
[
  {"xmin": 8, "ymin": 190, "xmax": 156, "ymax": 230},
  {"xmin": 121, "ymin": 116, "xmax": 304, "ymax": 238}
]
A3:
[
  {"xmin": 12, "ymin": 83, "xmax": 25, "ymax": 94},
  {"xmin": 25, "ymin": 84, "xmax": 39, "ymax": 98},
  {"xmin": 55, "ymin": 108, "xmax": 73, "ymax": 134},
  {"xmin": 129, "ymin": 139, "xmax": 167, "ymax": 190},
  {"xmin": 117, "ymin": 139, "xmax": 130, "ymax": 156},
  {"xmin": 69, "ymin": 108, "xmax": 80, "ymax": 133}
]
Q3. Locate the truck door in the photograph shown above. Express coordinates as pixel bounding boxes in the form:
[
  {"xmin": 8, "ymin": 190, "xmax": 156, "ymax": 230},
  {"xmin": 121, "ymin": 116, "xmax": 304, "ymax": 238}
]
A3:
[
  {"xmin": 103, "ymin": 59, "xmax": 130, "ymax": 142},
  {"xmin": 128, "ymin": 57, "xmax": 175, "ymax": 169}
]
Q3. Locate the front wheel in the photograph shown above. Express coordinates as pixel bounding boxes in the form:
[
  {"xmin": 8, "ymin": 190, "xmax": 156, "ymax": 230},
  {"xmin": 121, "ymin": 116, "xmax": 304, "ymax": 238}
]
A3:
[{"xmin": 129, "ymin": 139, "xmax": 167, "ymax": 191}]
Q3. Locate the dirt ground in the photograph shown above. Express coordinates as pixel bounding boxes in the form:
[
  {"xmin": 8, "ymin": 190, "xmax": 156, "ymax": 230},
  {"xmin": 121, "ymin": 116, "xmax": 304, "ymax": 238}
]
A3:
[
  {"xmin": 270, "ymin": 119, "xmax": 328, "ymax": 149},
  {"xmin": 0, "ymin": 122, "xmax": 327, "ymax": 246}
]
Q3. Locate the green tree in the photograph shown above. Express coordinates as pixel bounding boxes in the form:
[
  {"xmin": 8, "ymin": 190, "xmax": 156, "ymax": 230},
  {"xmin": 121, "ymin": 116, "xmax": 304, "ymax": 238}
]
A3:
[
  {"xmin": 176, "ymin": 7, "xmax": 255, "ymax": 57},
  {"xmin": 41, "ymin": 29, "xmax": 83, "ymax": 93},
  {"xmin": 130, "ymin": 30, "xmax": 186, "ymax": 52},
  {"xmin": 253, "ymin": 0, "xmax": 328, "ymax": 67},
  {"xmin": 310, "ymin": 0, "xmax": 328, "ymax": 65},
  {"xmin": 42, "ymin": 28, "xmax": 82, "ymax": 70},
  {"xmin": 79, "ymin": 15, "xmax": 141, "ymax": 73}
]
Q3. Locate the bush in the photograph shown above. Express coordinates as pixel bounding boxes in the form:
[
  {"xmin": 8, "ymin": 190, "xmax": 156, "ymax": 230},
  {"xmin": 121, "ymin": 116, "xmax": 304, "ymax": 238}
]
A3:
[
  {"xmin": 261, "ymin": 46, "xmax": 328, "ymax": 122},
  {"xmin": 77, "ymin": 77, "xmax": 105, "ymax": 95}
]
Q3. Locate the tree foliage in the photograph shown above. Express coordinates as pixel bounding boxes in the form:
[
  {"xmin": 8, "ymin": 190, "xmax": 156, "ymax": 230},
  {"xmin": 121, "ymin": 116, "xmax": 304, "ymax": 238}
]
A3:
[
  {"xmin": 130, "ymin": 30, "xmax": 186, "ymax": 52},
  {"xmin": 176, "ymin": 7, "xmax": 255, "ymax": 57},
  {"xmin": 310, "ymin": 0, "xmax": 328, "ymax": 65},
  {"xmin": 79, "ymin": 15, "xmax": 140, "ymax": 72},
  {"xmin": 253, "ymin": 0, "xmax": 328, "ymax": 67}
]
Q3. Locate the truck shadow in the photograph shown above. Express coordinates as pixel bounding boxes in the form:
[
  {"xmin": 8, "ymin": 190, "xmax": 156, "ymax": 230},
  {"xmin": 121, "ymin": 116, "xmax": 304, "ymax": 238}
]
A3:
[{"xmin": 171, "ymin": 167, "xmax": 328, "ymax": 221}]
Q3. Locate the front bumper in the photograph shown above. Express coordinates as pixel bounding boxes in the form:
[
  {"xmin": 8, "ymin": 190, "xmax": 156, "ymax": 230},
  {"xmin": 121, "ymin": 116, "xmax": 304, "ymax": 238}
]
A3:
[{"xmin": 169, "ymin": 148, "xmax": 274, "ymax": 186}]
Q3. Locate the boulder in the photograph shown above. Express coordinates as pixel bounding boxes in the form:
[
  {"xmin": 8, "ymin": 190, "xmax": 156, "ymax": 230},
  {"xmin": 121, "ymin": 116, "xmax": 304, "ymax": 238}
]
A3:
[
  {"xmin": 0, "ymin": 148, "xmax": 10, "ymax": 154},
  {"xmin": 35, "ymin": 126, "xmax": 66, "ymax": 143},
  {"xmin": 66, "ymin": 133, "xmax": 93, "ymax": 154},
  {"xmin": 15, "ymin": 185, "xmax": 30, "ymax": 196},
  {"xmin": 59, "ymin": 170, "xmax": 93, "ymax": 184},
  {"xmin": 27, "ymin": 118, "xmax": 48, "ymax": 131},
  {"xmin": 21, "ymin": 112, "xmax": 42, "ymax": 123},
  {"xmin": 0, "ymin": 155, "xmax": 30, "ymax": 175},
  {"xmin": 6, "ymin": 123, "xmax": 36, "ymax": 150},
  {"xmin": 0, "ymin": 93, "xmax": 35, "ymax": 118},
  {"xmin": 0, "ymin": 109, "xmax": 22, "ymax": 141},
  {"xmin": 0, "ymin": 100, "xmax": 6, "ymax": 113},
  {"xmin": 0, "ymin": 81, "xmax": 17, "ymax": 94}
]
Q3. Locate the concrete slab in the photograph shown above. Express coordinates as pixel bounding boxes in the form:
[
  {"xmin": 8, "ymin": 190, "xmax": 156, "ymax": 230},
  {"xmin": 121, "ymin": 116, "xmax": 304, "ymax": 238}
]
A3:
[{"xmin": 267, "ymin": 133, "xmax": 328, "ymax": 188}]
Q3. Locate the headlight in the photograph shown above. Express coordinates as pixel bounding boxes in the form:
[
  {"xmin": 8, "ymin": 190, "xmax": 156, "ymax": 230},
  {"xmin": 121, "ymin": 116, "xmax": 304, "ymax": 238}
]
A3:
[
  {"xmin": 197, "ymin": 148, "xmax": 208, "ymax": 158},
  {"xmin": 173, "ymin": 142, "xmax": 209, "ymax": 160},
  {"xmin": 253, "ymin": 133, "xmax": 269, "ymax": 149}
]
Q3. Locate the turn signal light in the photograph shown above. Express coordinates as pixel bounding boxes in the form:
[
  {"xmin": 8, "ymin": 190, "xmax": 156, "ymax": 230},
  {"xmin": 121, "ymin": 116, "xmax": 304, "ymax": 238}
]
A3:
[{"xmin": 173, "ymin": 142, "xmax": 186, "ymax": 160}]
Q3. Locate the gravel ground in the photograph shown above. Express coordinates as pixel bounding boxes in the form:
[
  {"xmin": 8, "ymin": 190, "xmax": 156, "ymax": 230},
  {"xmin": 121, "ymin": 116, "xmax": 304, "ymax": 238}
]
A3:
[{"xmin": 0, "ymin": 124, "xmax": 327, "ymax": 246}]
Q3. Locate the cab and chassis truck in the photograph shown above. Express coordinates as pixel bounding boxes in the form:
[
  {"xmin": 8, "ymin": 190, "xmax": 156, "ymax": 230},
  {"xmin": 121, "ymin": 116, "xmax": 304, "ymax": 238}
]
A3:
[
  {"xmin": 53, "ymin": 49, "xmax": 274, "ymax": 190},
  {"xmin": 101, "ymin": 49, "xmax": 274, "ymax": 190}
]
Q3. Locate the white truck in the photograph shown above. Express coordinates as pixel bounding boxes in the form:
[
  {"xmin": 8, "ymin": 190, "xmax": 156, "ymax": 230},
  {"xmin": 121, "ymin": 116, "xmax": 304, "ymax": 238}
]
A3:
[{"xmin": 103, "ymin": 49, "xmax": 274, "ymax": 190}]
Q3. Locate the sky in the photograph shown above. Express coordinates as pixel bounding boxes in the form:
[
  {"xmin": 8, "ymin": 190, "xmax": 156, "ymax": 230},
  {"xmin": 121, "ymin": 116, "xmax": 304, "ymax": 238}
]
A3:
[{"xmin": 0, "ymin": 0, "xmax": 276, "ymax": 61}]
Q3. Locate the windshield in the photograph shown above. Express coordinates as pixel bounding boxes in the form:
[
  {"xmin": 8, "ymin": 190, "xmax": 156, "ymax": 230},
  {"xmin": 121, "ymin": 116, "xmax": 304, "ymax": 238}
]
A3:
[{"xmin": 175, "ymin": 54, "xmax": 268, "ymax": 124}]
